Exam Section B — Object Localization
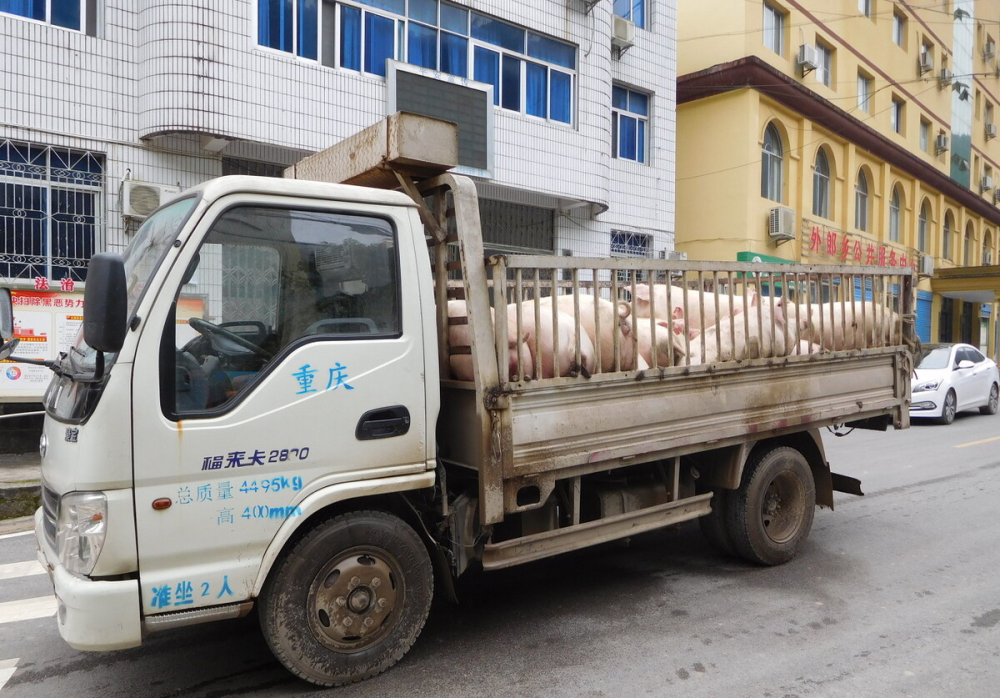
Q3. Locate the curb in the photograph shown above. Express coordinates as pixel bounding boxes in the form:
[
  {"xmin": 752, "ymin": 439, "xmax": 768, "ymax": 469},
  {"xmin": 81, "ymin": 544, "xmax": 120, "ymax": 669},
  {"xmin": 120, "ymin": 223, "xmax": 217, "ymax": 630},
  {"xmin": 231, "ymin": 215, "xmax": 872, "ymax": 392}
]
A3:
[
  {"xmin": 0, "ymin": 515, "xmax": 34, "ymax": 536},
  {"xmin": 0, "ymin": 484, "xmax": 42, "ymax": 522}
]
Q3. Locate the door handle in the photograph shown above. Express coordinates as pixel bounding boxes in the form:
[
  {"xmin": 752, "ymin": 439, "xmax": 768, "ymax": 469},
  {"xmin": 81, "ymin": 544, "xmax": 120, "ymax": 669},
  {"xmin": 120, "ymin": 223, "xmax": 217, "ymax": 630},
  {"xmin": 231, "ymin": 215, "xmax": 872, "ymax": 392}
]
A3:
[{"xmin": 356, "ymin": 406, "xmax": 411, "ymax": 440}]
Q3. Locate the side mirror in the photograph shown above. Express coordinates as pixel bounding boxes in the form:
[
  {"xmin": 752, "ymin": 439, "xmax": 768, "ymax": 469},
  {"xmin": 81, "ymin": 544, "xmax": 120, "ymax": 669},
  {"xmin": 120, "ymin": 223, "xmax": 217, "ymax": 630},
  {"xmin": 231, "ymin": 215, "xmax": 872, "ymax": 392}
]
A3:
[
  {"xmin": 0, "ymin": 289, "xmax": 18, "ymax": 361},
  {"xmin": 956, "ymin": 359, "xmax": 975, "ymax": 370},
  {"xmin": 84, "ymin": 253, "xmax": 128, "ymax": 353}
]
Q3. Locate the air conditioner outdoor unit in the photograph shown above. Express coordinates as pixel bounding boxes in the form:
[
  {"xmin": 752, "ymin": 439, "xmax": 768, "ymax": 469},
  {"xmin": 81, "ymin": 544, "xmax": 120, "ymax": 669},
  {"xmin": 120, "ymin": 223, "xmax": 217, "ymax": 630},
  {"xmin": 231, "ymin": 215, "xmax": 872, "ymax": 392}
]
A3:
[
  {"xmin": 611, "ymin": 15, "xmax": 635, "ymax": 52},
  {"xmin": 768, "ymin": 206, "xmax": 796, "ymax": 241},
  {"xmin": 918, "ymin": 53, "xmax": 934, "ymax": 74},
  {"xmin": 661, "ymin": 250, "xmax": 688, "ymax": 261},
  {"xmin": 797, "ymin": 44, "xmax": 819, "ymax": 72},
  {"xmin": 919, "ymin": 255, "xmax": 935, "ymax": 276},
  {"xmin": 987, "ymin": 123, "xmax": 997, "ymax": 139},
  {"xmin": 935, "ymin": 133, "xmax": 950, "ymax": 154},
  {"xmin": 939, "ymin": 67, "xmax": 954, "ymax": 86},
  {"xmin": 121, "ymin": 180, "xmax": 181, "ymax": 219},
  {"xmin": 982, "ymin": 175, "xmax": 994, "ymax": 191}
]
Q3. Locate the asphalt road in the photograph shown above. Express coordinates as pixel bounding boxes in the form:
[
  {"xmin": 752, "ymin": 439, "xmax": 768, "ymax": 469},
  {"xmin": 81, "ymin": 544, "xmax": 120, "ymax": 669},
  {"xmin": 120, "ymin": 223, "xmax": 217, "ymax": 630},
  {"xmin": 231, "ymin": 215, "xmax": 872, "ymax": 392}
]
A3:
[{"xmin": 1, "ymin": 410, "xmax": 998, "ymax": 697}]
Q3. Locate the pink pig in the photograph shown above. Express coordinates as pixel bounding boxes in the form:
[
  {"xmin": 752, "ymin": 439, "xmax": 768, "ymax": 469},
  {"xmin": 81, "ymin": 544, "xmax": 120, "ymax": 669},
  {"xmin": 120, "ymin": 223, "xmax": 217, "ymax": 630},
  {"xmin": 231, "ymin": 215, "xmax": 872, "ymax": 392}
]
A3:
[{"xmin": 447, "ymin": 300, "xmax": 533, "ymax": 381}]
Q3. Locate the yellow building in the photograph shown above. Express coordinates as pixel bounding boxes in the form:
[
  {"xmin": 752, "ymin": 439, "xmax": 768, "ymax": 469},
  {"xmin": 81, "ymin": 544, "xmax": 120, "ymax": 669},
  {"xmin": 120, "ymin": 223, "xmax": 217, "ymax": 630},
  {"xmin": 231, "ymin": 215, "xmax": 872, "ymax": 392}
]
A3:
[{"xmin": 677, "ymin": 0, "xmax": 1000, "ymax": 357}]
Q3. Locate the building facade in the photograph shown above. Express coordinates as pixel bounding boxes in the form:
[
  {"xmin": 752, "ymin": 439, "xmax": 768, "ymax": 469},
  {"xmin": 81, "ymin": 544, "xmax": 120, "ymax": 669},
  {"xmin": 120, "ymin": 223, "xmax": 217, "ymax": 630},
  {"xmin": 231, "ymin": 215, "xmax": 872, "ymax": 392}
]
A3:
[
  {"xmin": 677, "ymin": 0, "xmax": 1000, "ymax": 359},
  {"xmin": 0, "ymin": 0, "xmax": 676, "ymax": 401}
]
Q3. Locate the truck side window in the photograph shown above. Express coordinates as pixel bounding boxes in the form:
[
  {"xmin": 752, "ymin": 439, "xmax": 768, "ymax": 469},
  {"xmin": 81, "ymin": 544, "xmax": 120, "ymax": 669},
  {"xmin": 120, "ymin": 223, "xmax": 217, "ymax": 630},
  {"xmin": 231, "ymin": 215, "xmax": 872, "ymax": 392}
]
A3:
[{"xmin": 162, "ymin": 205, "xmax": 401, "ymax": 416}]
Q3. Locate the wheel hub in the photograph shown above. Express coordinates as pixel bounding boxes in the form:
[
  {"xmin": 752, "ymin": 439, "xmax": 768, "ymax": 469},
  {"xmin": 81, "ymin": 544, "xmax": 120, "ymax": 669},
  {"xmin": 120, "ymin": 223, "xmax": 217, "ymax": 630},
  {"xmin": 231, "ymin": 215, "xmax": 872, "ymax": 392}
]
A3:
[
  {"xmin": 760, "ymin": 472, "xmax": 804, "ymax": 544},
  {"xmin": 308, "ymin": 552, "xmax": 399, "ymax": 651}
]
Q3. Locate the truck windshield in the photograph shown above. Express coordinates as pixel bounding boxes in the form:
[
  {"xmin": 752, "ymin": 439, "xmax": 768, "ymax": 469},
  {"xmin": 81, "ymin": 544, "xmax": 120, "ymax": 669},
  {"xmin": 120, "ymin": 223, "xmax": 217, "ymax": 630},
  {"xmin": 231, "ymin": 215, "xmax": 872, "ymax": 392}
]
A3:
[{"xmin": 65, "ymin": 196, "xmax": 199, "ymax": 377}]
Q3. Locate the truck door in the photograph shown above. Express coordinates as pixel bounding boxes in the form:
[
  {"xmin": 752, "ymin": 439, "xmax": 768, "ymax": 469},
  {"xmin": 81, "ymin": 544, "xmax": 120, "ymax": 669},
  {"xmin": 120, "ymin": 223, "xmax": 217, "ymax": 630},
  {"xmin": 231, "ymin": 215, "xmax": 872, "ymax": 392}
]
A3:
[{"xmin": 130, "ymin": 199, "xmax": 431, "ymax": 615}]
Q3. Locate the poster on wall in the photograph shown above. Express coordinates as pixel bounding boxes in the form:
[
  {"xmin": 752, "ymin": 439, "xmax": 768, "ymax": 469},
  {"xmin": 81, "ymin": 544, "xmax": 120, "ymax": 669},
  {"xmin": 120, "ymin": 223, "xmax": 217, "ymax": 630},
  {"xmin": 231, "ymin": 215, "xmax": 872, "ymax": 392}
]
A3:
[{"xmin": 0, "ymin": 290, "xmax": 85, "ymax": 401}]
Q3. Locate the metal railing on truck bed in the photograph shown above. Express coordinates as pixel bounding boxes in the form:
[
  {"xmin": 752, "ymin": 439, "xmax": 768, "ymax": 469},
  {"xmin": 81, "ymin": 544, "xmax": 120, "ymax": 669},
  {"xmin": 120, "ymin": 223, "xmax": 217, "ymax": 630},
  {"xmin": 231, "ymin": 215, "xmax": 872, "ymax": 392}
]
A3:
[{"xmin": 418, "ymin": 175, "xmax": 916, "ymax": 526}]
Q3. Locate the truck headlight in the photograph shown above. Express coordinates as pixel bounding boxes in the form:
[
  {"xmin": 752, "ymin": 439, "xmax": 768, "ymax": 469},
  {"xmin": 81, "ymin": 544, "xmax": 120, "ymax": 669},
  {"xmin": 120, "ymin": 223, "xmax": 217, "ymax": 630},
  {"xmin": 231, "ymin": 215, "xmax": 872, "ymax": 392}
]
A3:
[
  {"xmin": 56, "ymin": 492, "xmax": 107, "ymax": 577},
  {"xmin": 913, "ymin": 379, "xmax": 941, "ymax": 393}
]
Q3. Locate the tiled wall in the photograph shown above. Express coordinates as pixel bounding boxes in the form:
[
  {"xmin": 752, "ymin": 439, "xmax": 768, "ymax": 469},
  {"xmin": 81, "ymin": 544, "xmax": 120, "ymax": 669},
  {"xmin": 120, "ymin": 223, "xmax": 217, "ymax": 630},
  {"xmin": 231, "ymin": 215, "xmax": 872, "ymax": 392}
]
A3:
[{"xmin": 2, "ymin": 0, "xmax": 676, "ymax": 261}]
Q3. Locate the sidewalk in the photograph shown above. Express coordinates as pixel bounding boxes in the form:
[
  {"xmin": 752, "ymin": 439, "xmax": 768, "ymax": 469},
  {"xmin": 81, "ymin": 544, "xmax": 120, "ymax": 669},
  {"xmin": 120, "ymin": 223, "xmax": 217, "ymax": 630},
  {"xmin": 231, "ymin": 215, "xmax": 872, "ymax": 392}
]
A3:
[{"xmin": 0, "ymin": 451, "xmax": 42, "ymax": 534}]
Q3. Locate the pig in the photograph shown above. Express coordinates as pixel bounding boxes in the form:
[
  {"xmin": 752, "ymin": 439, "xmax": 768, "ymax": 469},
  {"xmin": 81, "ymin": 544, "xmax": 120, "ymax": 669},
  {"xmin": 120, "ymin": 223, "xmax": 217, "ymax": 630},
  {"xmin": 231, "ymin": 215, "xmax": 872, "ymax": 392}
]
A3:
[
  {"xmin": 686, "ymin": 293, "xmax": 805, "ymax": 365},
  {"xmin": 633, "ymin": 283, "xmax": 743, "ymax": 338},
  {"xmin": 796, "ymin": 301, "xmax": 900, "ymax": 351},
  {"xmin": 537, "ymin": 294, "xmax": 639, "ymax": 372},
  {"xmin": 447, "ymin": 300, "xmax": 533, "ymax": 381},
  {"xmin": 792, "ymin": 340, "xmax": 823, "ymax": 356},
  {"xmin": 508, "ymin": 301, "xmax": 597, "ymax": 379},
  {"xmin": 635, "ymin": 320, "xmax": 687, "ymax": 368}
]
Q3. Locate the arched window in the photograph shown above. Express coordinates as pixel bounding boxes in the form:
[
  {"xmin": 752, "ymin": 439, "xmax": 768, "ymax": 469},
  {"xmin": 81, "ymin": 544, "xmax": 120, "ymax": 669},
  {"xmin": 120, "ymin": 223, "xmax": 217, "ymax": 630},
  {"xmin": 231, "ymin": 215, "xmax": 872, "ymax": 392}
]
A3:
[
  {"xmin": 984, "ymin": 230, "xmax": 994, "ymax": 266},
  {"xmin": 812, "ymin": 149, "xmax": 831, "ymax": 218},
  {"xmin": 855, "ymin": 170, "xmax": 869, "ymax": 231},
  {"xmin": 918, "ymin": 201, "xmax": 929, "ymax": 252},
  {"xmin": 761, "ymin": 123, "xmax": 783, "ymax": 202},
  {"xmin": 889, "ymin": 186, "xmax": 902, "ymax": 243},
  {"xmin": 964, "ymin": 223, "xmax": 974, "ymax": 266},
  {"xmin": 943, "ymin": 212, "xmax": 953, "ymax": 260}
]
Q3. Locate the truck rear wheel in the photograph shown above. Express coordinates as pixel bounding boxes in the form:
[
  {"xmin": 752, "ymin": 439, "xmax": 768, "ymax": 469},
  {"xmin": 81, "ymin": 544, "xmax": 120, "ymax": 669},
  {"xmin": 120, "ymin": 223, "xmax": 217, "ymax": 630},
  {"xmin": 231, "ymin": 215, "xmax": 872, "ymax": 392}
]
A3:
[
  {"xmin": 697, "ymin": 487, "xmax": 736, "ymax": 556},
  {"xmin": 726, "ymin": 446, "xmax": 815, "ymax": 566},
  {"xmin": 259, "ymin": 510, "xmax": 433, "ymax": 687}
]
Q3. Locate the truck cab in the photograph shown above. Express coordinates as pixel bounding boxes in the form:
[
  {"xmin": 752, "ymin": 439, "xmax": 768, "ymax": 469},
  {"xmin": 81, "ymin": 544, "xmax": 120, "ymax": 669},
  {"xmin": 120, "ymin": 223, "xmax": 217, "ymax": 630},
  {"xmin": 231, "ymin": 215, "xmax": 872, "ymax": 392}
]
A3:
[{"xmin": 23, "ymin": 176, "xmax": 440, "ymax": 656}]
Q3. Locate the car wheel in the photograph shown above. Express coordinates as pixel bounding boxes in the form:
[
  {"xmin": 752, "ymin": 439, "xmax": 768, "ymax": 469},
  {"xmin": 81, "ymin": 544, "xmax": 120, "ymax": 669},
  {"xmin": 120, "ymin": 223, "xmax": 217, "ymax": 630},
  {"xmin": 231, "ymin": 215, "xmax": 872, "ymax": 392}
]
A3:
[
  {"xmin": 938, "ymin": 390, "xmax": 957, "ymax": 425},
  {"xmin": 981, "ymin": 383, "xmax": 999, "ymax": 416}
]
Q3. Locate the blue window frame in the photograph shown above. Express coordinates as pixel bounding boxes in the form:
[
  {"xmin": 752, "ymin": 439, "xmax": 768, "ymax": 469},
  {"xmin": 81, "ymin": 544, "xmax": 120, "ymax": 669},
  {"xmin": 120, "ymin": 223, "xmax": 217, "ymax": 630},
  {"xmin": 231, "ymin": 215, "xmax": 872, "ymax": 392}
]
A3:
[
  {"xmin": 613, "ymin": 0, "xmax": 645, "ymax": 30},
  {"xmin": 1, "ymin": 0, "xmax": 90, "ymax": 32},
  {"xmin": 612, "ymin": 86, "xmax": 649, "ymax": 163}
]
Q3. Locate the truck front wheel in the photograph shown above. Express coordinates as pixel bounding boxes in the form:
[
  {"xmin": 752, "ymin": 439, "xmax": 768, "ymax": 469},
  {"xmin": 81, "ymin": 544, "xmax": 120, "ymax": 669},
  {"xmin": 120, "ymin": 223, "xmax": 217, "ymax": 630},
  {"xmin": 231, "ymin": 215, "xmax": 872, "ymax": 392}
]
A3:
[
  {"xmin": 726, "ymin": 446, "xmax": 815, "ymax": 566},
  {"xmin": 259, "ymin": 510, "xmax": 433, "ymax": 687}
]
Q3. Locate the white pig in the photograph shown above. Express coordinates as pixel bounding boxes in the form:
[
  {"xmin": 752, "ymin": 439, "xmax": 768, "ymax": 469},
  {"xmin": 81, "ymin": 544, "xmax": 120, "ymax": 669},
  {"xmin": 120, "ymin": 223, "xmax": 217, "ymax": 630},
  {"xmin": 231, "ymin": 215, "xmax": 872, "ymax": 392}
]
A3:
[
  {"xmin": 796, "ymin": 301, "xmax": 899, "ymax": 351},
  {"xmin": 447, "ymin": 300, "xmax": 533, "ymax": 381},
  {"xmin": 687, "ymin": 294, "xmax": 804, "ymax": 365},
  {"xmin": 508, "ymin": 302, "xmax": 597, "ymax": 379},
  {"xmin": 635, "ymin": 320, "xmax": 687, "ymax": 368},
  {"xmin": 537, "ymin": 294, "xmax": 639, "ymax": 372},
  {"xmin": 633, "ymin": 284, "xmax": 743, "ymax": 338}
]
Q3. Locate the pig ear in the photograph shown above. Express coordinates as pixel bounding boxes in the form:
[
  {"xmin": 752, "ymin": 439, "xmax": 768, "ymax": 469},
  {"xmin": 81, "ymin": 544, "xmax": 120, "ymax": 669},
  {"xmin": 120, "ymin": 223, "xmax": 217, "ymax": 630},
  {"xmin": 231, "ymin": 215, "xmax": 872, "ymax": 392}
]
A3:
[
  {"xmin": 616, "ymin": 300, "xmax": 631, "ymax": 319},
  {"xmin": 671, "ymin": 306, "xmax": 684, "ymax": 320},
  {"xmin": 633, "ymin": 284, "xmax": 650, "ymax": 302}
]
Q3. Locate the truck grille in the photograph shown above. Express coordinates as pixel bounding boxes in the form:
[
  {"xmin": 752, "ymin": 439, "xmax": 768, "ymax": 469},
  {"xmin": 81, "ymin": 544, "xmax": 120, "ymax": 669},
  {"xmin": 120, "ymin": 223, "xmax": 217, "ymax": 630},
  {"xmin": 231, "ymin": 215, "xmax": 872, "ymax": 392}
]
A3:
[{"xmin": 41, "ymin": 485, "xmax": 58, "ymax": 548}]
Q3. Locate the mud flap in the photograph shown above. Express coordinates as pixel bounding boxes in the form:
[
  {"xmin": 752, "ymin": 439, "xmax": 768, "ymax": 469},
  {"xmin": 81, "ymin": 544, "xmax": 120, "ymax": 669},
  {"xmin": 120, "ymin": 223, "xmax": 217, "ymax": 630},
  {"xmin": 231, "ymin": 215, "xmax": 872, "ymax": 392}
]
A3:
[{"xmin": 831, "ymin": 472, "xmax": 864, "ymax": 496}]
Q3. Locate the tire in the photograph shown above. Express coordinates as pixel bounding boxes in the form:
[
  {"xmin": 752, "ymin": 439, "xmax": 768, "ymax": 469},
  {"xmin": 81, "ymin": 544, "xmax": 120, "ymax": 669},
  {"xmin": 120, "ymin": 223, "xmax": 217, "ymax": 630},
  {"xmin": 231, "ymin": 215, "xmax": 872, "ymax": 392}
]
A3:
[
  {"xmin": 939, "ymin": 390, "xmax": 957, "ymax": 425},
  {"xmin": 980, "ymin": 383, "xmax": 999, "ymax": 416},
  {"xmin": 259, "ymin": 510, "xmax": 433, "ymax": 687},
  {"xmin": 697, "ymin": 487, "xmax": 736, "ymax": 557},
  {"xmin": 726, "ymin": 446, "xmax": 815, "ymax": 566}
]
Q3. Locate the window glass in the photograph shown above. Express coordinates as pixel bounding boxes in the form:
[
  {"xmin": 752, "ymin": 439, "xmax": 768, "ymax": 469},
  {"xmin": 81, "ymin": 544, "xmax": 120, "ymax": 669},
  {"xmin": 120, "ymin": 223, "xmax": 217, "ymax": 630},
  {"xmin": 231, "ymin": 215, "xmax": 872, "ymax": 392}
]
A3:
[
  {"xmin": 298, "ymin": 0, "xmax": 318, "ymax": 59},
  {"xmin": 164, "ymin": 207, "xmax": 400, "ymax": 416},
  {"xmin": 340, "ymin": 4, "xmax": 362, "ymax": 70},
  {"xmin": 613, "ymin": 0, "xmax": 645, "ymax": 29},
  {"xmin": 943, "ymin": 214, "xmax": 953, "ymax": 260},
  {"xmin": 812, "ymin": 149, "xmax": 830, "ymax": 218},
  {"xmin": 51, "ymin": 0, "xmax": 81, "ymax": 29},
  {"xmin": 893, "ymin": 12, "xmax": 906, "ymax": 46},
  {"xmin": 855, "ymin": 170, "xmax": 869, "ymax": 231},
  {"xmin": 2, "ymin": 0, "xmax": 91, "ymax": 31},
  {"xmin": 613, "ymin": 86, "xmax": 649, "ymax": 163},
  {"xmin": 474, "ymin": 46, "xmax": 500, "ymax": 105},
  {"xmin": 889, "ymin": 187, "xmax": 901, "ymax": 242},
  {"xmin": 763, "ymin": 3, "xmax": 784, "ymax": 55},
  {"xmin": 364, "ymin": 11, "xmax": 396, "ymax": 76},
  {"xmin": 918, "ymin": 202, "xmax": 929, "ymax": 251},
  {"xmin": 471, "ymin": 13, "xmax": 525, "ymax": 52},
  {"xmin": 357, "ymin": 0, "xmax": 404, "ymax": 13},
  {"xmin": 858, "ymin": 74, "xmax": 872, "ymax": 113},
  {"xmin": 816, "ymin": 43, "xmax": 832, "ymax": 87},
  {"xmin": 550, "ymin": 71, "xmax": 572, "ymax": 124},
  {"xmin": 528, "ymin": 34, "xmax": 576, "ymax": 69},
  {"xmin": 501, "ymin": 54, "xmax": 521, "ymax": 111},
  {"xmin": 259, "ymin": 0, "xmax": 293, "ymax": 52},
  {"xmin": 408, "ymin": 0, "xmax": 437, "ymax": 24},
  {"xmin": 440, "ymin": 32, "xmax": 468, "ymax": 77},
  {"xmin": 761, "ymin": 123, "xmax": 783, "ymax": 201},
  {"xmin": 439, "ymin": 2, "xmax": 467, "ymax": 34},
  {"xmin": 408, "ymin": 21, "xmax": 437, "ymax": 68},
  {"xmin": 526, "ymin": 62, "xmax": 548, "ymax": 118}
]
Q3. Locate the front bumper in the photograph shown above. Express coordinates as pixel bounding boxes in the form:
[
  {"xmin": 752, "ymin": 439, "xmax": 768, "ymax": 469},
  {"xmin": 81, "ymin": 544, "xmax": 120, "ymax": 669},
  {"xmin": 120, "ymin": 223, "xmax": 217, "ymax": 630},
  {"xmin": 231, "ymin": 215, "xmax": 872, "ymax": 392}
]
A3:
[
  {"xmin": 35, "ymin": 508, "xmax": 142, "ymax": 651},
  {"xmin": 909, "ymin": 391, "xmax": 943, "ymax": 417}
]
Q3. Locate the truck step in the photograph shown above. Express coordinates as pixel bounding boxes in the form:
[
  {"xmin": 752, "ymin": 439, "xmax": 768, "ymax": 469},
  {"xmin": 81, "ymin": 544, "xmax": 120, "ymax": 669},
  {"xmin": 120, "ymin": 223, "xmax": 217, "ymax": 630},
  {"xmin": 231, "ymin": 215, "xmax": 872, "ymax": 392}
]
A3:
[{"xmin": 482, "ymin": 493, "xmax": 713, "ymax": 570}]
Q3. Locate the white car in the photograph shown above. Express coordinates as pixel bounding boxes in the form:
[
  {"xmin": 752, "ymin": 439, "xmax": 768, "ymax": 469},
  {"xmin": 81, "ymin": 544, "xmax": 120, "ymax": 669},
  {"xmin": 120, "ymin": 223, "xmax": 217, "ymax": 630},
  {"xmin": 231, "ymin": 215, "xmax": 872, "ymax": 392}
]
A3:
[{"xmin": 910, "ymin": 343, "xmax": 1000, "ymax": 424}]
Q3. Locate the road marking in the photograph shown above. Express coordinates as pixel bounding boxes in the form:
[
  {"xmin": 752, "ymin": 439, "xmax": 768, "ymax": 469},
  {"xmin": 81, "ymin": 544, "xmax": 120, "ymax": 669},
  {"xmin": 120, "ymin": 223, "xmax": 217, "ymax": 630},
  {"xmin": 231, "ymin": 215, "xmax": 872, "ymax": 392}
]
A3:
[
  {"xmin": 954, "ymin": 435, "xmax": 1000, "ymax": 449},
  {"xmin": 0, "ymin": 596, "xmax": 56, "ymax": 625},
  {"xmin": 0, "ymin": 561, "xmax": 45, "ymax": 581},
  {"xmin": 0, "ymin": 531, "xmax": 32, "ymax": 541},
  {"xmin": 0, "ymin": 658, "xmax": 18, "ymax": 692}
]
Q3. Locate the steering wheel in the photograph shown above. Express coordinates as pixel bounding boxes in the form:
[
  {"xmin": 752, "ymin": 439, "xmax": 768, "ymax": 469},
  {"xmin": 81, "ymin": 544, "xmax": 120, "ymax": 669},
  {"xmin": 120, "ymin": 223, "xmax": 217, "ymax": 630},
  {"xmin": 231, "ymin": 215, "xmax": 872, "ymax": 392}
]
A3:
[{"xmin": 188, "ymin": 317, "xmax": 273, "ymax": 359}]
